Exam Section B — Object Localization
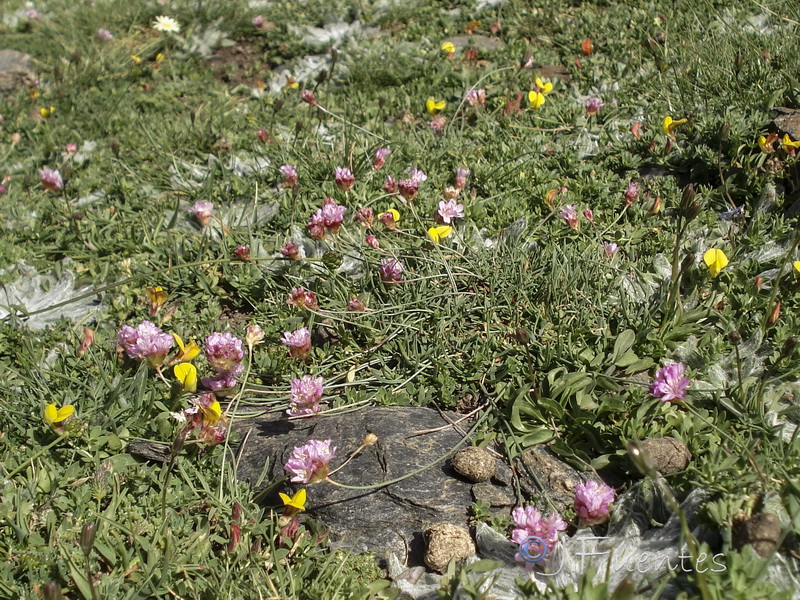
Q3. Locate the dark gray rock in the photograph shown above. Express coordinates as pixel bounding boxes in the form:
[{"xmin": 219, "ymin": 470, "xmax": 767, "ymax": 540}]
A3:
[
  {"xmin": 515, "ymin": 446, "xmax": 592, "ymax": 514},
  {"xmin": 233, "ymin": 407, "xmax": 480, "ymax": 566},
  {"xmin": 0, "ymin": 50, "xmax": 37, "ymax": 92}
]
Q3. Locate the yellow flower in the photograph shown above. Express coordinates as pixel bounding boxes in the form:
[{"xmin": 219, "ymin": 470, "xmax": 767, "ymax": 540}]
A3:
[
  {"xmin": 39, "ymin": 106, "xmax": 55, "ymax": 119},
  {"xmin": 535, "ymin": 77, "xmax": 553, "ymax": 95},
  {"xmin": 147, "ymin": 286, "xmax": 168, "ymax": 313},
  {"xmin": 528, "ymin": 91, "xmax": 545, "ymax": 109},
  {"xmin": 758, "ymin": 136, "xmax": 770, "ymax": 153},
  {"xmin": 173, "ymin": 333, "xmax": 201, "ymax": 363},
  {"xmin": 440, "ymin": 41, "xmax": 455, "ymax": 55},
  {"xmin": 703, "ymin": 248, "xmax": 729, "ymax": 278},
  {"xmin": 44, "ymin": 403, "xmax": 75, "ymax": 429},
  {"xmin": 155, "ymin": 53, "xmax": 165, "ymax": 62},
  {"xmin": 782, "ymin": 134, "xmax": 800, "ymax": 151},
  {"xmin": 426, "ymin": 97, "xmax": 446, "ymax": 115},
  {"xmin": 427, "ymin": 225, "xmax": 453, "ymax": 244},
  {"xmin": 284, "ymin": 76, "xmax": 299, "ymax": 90},
  {"xmin": 174, "ymin": 363, "xmax": 197, "ymax": 392},
  {"xmin": 794, "ymin": 260, "xmax": 800, "ymax": 273},
  {"xmin": 201, "ymin": 399, "xmax": 222, "ymax": 427},
  {"xmin": 385, "ymin": 208, "xmax": 400, "ymax": 222},
  {"xmin": 131, "ymin": 55, "xmax": 142, "ymax": 63},
  {"xmin": 279, "ymin": 489, "xmax": 307, "ymax": 511},
  {"xmin": 662, "ymin": 116, "xmax": 687, "ymax": 136}
]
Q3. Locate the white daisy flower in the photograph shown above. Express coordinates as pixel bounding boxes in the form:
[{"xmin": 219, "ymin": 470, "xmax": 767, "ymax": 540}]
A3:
[{"xmin": 152, "ymin": 15, "xmax": 180, "ymax": 33}]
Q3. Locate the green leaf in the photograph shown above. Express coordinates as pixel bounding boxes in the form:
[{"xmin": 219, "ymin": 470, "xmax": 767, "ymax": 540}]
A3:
[{"xmin": 611, "ymin": 330, "xmax": 636, "ymax": 362}]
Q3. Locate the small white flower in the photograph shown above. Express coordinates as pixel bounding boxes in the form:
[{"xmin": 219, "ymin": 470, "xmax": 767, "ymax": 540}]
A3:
[
  {"xmin": 152, "ymin": 15, "xmax": 180, "ymax": 33},
  {"xmin": 169, "ymin": 411, "xmax": 187, "ymax": 423}
]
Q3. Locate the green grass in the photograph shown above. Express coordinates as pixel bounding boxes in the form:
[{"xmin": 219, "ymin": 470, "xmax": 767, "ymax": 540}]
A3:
[{"xmin": 2, "ymin": 0, "xmax": 800, "ymax": 598}]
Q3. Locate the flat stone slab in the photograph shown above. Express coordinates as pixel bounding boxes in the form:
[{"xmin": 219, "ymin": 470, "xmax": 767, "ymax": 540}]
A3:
[
  {"xmin": 233, "ymin": 406, "xmax": 506, "ymax": 565},
  {"xmin": 0, "ymin": 49, "xmax": 37, "ymax": 92}
]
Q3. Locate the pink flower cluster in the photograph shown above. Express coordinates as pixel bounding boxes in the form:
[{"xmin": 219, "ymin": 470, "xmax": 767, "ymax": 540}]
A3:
[
  {"xmin": 117, "ymin": 321, "xmax": 174, "ymax": 368},
  {"xmin": 282, "ymin": 327, "xmax": 312, "ymax": 360},
  {"xmin": 288, "ymin": 287, "xmax": 318, "ymax": 310},
  {"xmin": 650, "ymin": 362, "xmax": 690, "ymax": 402},
  {"xmin": 373, "ymin": 148, "xmax": 391, "ymax": 171},
  {"xmin": 201, "ymin": 332, "xmax": 244, "ymax": 393},
  {"xmin": 279, "ymin": 164, "xmax": 298, "ymax": 189},
  {"xmin": 39, "ymin": 168, "xmax": 63, "ymax": 192},
  {"xmin": 334, "ymin": 166, "xmax": 355, "ymax": 192},
  {"xmin": 287, "ymin": 375, "xmax": 325, "ymax": 416},
  {"xmin": 308, "ymin": 197, "xmax": 347, "ymax": 240},
  {"xmin": 574, "ymin": 480, "xmax": 616, "ymax": 526},
  {"xmin": 510, "ymin": 506, "xmax": 568, "ymax": 570},
  {"xmin": 379, "ymin": 258, "xmax": 404, "ymax": 284},
  {"xmin": 436, "ymin": 199, "xmax": 465, "ymax": 224},
  {"xmin": 285, "ymin": 439, "xmax": 337, "ymax": 483},
  {"xmin": 397, "ymin": 169, "xmax": 427, "ymax": 202},
  {"xmin": 189, "ymin": 200, "xmax": 215, "ymax": 226}
]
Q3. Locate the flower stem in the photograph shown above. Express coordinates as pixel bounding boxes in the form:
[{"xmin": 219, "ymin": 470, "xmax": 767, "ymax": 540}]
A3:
[{"xmin": 324, "ymin": 407, "xmax": 490, "ymax": 490}]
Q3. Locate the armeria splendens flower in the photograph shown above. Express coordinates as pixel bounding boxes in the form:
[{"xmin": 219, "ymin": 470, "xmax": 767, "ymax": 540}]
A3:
[
  {"xmin": 308, "ymin": 211, "xmax": 326, "ymax": 240},
  {"xmin": 558, "ymin": 204, "xmax": 579, "ymax": 230},
  {"xmin": 582, "ymin": 208, "xmax": 594, "ymax": 223},
  {"xmin": 39, "ymin": 168, "xmax": 63, "ymax": 192},
  {"xmin": 117, "ymin": 320, "xmax": 174, "ymax": 368},
  {"xmin": 379, "ymin": 208, "xmax": 400, "ymax": 230},
  {"xmin": 410, "ymin": 168, "xmax": 427, "ymax": 183},
  {"xmin": 282, "ymin": 327, "xmax": 312, "ymax": 360},
  {"xmin": 454, "ymin": 168, "xmax": 470, "ymax": 191},
  {"xmin": 604, "ymin": 242, "xmax": 619, "ymax": 258},
  {"xmin": 279, "ymin": 164, "xmax": 298, "ymax": 188},
  {"xmin": 466, "ymin": 89, "xmax": 486, "ymax": 108},
  {"xmin": 287, "ymin": 375, "xmax": 325, "ymax": 416},
  {"xmin": 245, "ymin": 324, "xmax": 265, "ymax": 348},
  {"xmin": 510, "ymin": 506, "xmax": 568, "ymax": 570},
  {"xmin": 188, "ymin": 200, "xmax": 215, "ymax": 226},
  {"xmin": 373, "ymin": 147, "xmax": 391, "ymax": 171},
  {"xmin": 379, "ymin": 258, "xmax": 404, "ymax": 284},
  {"xmin": 152, "ymin": 15, "xmax": 180, "ymax": 33},
  {"xmin": 334, "ymin": 167, "xmax": 355, "ymax": 192},
  {"xmin": 203, "ymin": 332, "xmax": 244, "ymax": 375},
  {"xmin": 321, "ymin": 198, "xmax": 347, "ymax": 232},
  {"xmin": 300, "ymin": 89, "xmax": 315, "ymax": 104},
  {"xmin": 285, "ymin": 439, "xmax": 337, "ymax": 483},
  {"xmin": 585, "ymin": 97, "xmax": 604, "ymax": 116},
  {"xmin": 348, "ymin": 297, "xmax": 367, "ymax": 311},
  {"xmin": 97, "ymin": 28, "xmax": 113, "ymax": 41},
  {"xmin": 574, "ymin": 480, "xmax": 616, "ymax": 526},
  {"xmin": 398, "ymin": 179, "xmax": 419, "ymax": 202},
  {"xmin": 252, "ymin": 15, "xmax": 266, "ymax": 29},
  {"xmin": 365, "ymin": 234, "xmax": 380, "ymax": 248},
  {"xmin": 436, "ymin": 199, "xmax": 465, "ymax": 224},
  {"xmin": 355, "ymin": 207, "xmax": 375, "ymax": 227},
  {"xmin": 650, "ymin": 362, "xmax": 690, "ymax": 402},
  {"xmin": 623, "ymin": 182, "xmax": 639, "ymax": 205},
  {"xmin": 383, "ymin": 176, "xmax": 398, "ymax": 195},
  {"xmin": 281, "ymin": 240, "xmax": 300, "ymax": 259},
  {"xmin": 288, "ymin": 287, "xmax": 318, "ymax": 310},
  {"xmin": 429, "ymin": 115, "xmax": 446, "ymax": 136}
]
